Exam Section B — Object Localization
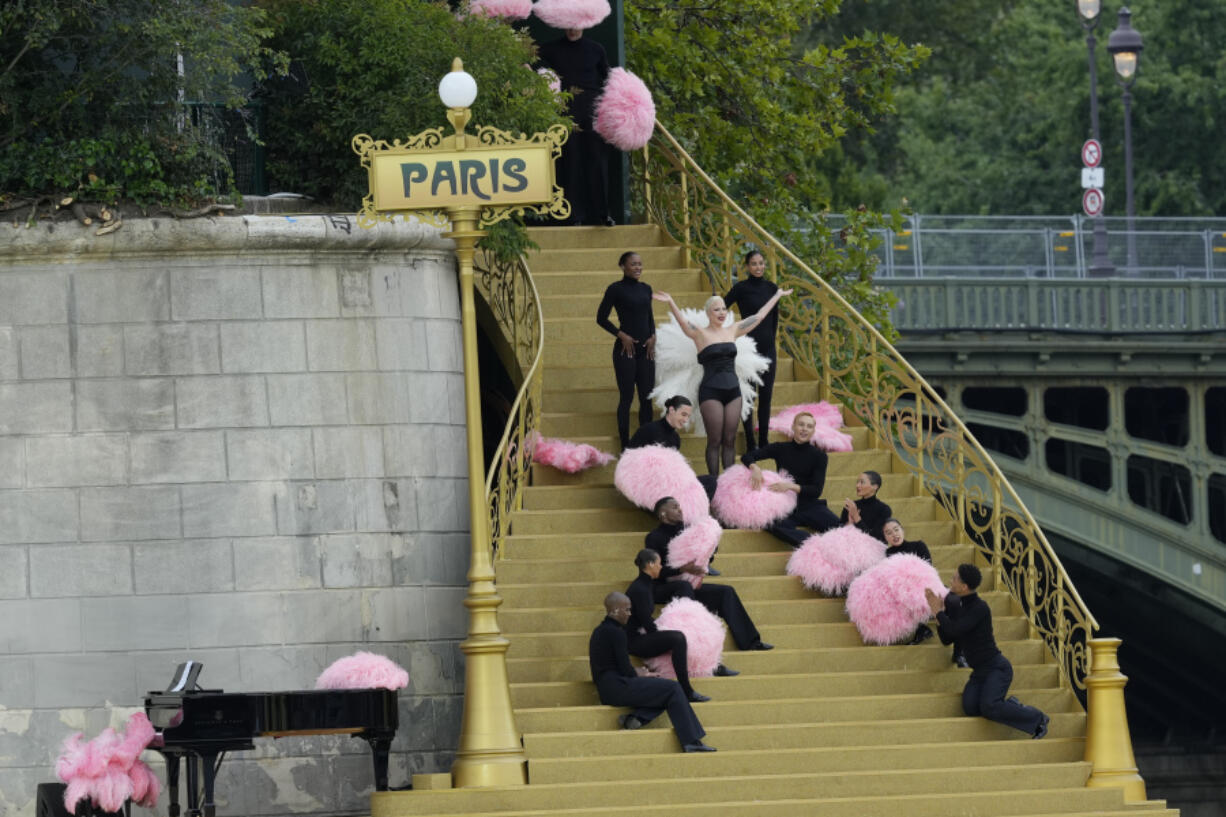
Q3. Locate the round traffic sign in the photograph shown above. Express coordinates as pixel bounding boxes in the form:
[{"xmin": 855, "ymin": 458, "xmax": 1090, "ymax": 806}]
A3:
[
  {"xmin": 1082, "ymin": 139, "xmax": 1102, "ymax": 168},
  {"xmin": 1083, "ymin": 187, "xmax": 1104, "ymax": 217}
]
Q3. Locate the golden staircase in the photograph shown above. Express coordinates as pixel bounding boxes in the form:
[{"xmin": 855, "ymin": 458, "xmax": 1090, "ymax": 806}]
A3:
[{"xmin": 372, "ymin": 222, "xmax": 1174, "ymax": 817}]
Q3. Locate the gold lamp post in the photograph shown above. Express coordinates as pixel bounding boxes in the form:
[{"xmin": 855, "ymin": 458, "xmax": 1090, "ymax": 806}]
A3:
[{"xmin": 352, "ymin": 58, "xmax": 569, "ymax": 792}]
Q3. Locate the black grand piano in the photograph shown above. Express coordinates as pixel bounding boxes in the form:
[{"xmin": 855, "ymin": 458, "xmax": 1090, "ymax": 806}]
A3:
[{"xmin": 144, "ymin": 662, "xmax": 399, "ymax": 817}]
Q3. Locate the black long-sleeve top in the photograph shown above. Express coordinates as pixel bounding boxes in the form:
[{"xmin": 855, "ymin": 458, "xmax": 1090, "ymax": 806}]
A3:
[
  {"xmin": 885, "ymin": 539, "xmax": 932, "ymax": 563},
  {"xmin": 537, "ymin": 36, "xmax": 609, "ymax": 126},
  {"xmin": 625, "ymin": 572, "xmax": 659, "ymax": 635},
  {"xmin": 645, "ymin": 522, "xmax": 685, "ymax": 581},
  {"xmin": 742, "ymin": 441, "xmax": 828, "ymax": 504},
  {"xmin": 589, "ymin": 616, "xmax": 637, "ymax": 683},
  {"xmin": 627, "ymin": 418, "xmax": 679, "ymax": 451},
  {"xmin": 724, "ymin": 275, "xmax": 779, "ymax": 357},
  {"xmin": 935, "ymin": 592, "xmax": 1000, "ymax": 669},
  {"xmin": 596, "ymin": 277, "xmax": 655, "ymax": 344},
  {"xmin": 840, "ymin": 496, "xmax": 893, "ymax": 542}
]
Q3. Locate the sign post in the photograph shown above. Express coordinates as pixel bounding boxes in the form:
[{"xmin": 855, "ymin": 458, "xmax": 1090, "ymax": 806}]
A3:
[
  {"xmin": 1080, "ymin": 138, "xmax": 1113, "ymax": 275},
  {"xmin": 353, "ymin": 58, "xmax": 569, "ymax": 791}
]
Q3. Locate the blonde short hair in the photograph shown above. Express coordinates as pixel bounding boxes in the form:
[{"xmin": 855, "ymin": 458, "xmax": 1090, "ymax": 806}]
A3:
[{"xmin": 704, "ymin": 295, "xmax": 725, "ymax": 312}]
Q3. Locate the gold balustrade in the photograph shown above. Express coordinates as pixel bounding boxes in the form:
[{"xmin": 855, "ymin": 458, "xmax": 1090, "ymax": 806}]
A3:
[{"xmin": 633, "ymin": 123, "xmax": 1100, "ymax": 692}]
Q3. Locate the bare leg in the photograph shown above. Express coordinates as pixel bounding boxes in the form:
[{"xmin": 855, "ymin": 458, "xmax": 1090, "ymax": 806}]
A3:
[
  {"xmin": 699, "ymin": 399, "xmax": 724, "ymax": 475},
  {"xmin": 721, "ymin": 398, "xmax": 741, "ymax": 469}
]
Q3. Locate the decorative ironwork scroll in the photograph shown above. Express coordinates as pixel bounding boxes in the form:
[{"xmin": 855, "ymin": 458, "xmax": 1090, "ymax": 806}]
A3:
[{"xmin": 632, "ymin": 123, "xmax": 1099, "ymax": 693}]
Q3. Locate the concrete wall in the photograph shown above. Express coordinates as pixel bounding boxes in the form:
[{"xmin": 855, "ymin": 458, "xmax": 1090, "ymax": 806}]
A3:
[{"xmin": 0, "ymin": 215, "xmax": 470, "ymax": 816}]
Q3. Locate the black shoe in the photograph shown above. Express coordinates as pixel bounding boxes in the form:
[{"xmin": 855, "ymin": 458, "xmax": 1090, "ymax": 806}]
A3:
[
  {"xmin": 1033, "ymin": 713, "xmax": 1050, "ymax": 739},
  {"xmin": 747, "ymin": 641, "xmax": 774, "ymax": 651},
  {"xmin": 682, "ymin": 740, "xmax": 717, "ymax": 753},
  {"xmin": 686, "ymin": 691, "xmax": 711, "ymax": 703},
  {"xmin": 604, "ymin": 215, "xmax": 616, "ymax": 227},
  {"xmin": 618, "ymin": 714, "xmax": 645, "ymax": 730},
  {"xmin": 953, "ymin": 655, "xmax": 970, "ymax": 669},
  {"xmin": 1007, "ymin": 695, "xmax": 1022, "ymax": 706},
  {"xmin": 706, "ymin": 567, "xmax": 721, "ymax": 576},
  {"xmin": 713, "ymin": 664, "xmax": 739, "ymax": 677},
  {"xmin": 908, "ymin": 626, "xmax": 934, "ymax": 646}
]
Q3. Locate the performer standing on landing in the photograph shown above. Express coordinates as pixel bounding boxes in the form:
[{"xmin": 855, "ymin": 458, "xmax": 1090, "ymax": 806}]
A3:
[
  {"xmin": 743, "ymin": 412, "xmax": 841, "ymax": 546},
  {"xmin": 597, "ymin": 251, "xmax": 656, "ymax": 449},
  {"xmin": 925, "ymin": 564, "xmax": 1050, "ymax": 738},
  {"xmin": 654, "ymin": 287, "xmax": 789, "ymax": 475},
  {"xmin": 724, "ymin": 250, "xmax": 779, "ymax": 451}
]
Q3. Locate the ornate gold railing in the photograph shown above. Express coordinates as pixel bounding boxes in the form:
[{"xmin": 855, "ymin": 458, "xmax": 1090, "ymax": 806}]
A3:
[
  {"xmin": 633, "ymin": 124, "xmax": 1100, "ymax": 693},
  {"xmin": 473, "ymin": 247, "xmax": 544, "ymax": 560}
]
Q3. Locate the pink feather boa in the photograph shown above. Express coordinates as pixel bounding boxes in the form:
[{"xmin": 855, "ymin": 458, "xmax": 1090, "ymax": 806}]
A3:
[
  {"xmin": 786, "ymin": 525, "xmax": 886, "ymax": 595},
  {"xmin": 642, "ymin": 597, "xmax": 725, "ymax": 678},
  {"xmin": 532, "ymin": 435, "xmax": 616, "ymax": 473},
  {"xmin": 593, "ymin": 68, "xmax": 655, "ymax": 151},
  {"xmin": 711, "ymin": 464, "xmax": 797, "ymax": 529},
  {"xmin": 533, "ymin": 0, "xmax": 610, "ymax": 30},
  {"xmin": 666, "ymin": 517, "xmax": 723, "ymax": 588},
  {"xmin": 315, "ymin": 651, "xmax": 409, "ymax": 691},
  {"xmin": 469, "ymin": 0, "xmax": 533, "ymax": 19},
  {"xmin": 56, "ymin": 712, "xmax": 160, "ymax": 813},
  {"xmin": 769, "ymin": 402, "xmax": 853, "ymax": 452},
  {"xmin": 613, "ymin": 445, "xmax": 710, "ymax": 524},
  {"xmin": 846, "ymin": 554, "xmax": 949, "ymax": 645}
]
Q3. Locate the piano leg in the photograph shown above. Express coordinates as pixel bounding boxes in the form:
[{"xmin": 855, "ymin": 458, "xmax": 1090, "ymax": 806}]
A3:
[
  {"xmin": 165, "ymin": 753, "xmax": 182, "ymax": 817},
  {"xmin": 363, "ymin": 734, "xmax": 393, "ymax": 792},
  {"xmin": 199, "ymin": 751, "xmax": 220, "ymax": 817},
  {"xmin": 185, "ymin": 753, "xmax": 201, "ymax": 817}
]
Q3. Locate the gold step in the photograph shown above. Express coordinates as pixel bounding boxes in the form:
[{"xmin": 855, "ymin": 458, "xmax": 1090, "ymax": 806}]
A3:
[
  {"xmin": 538, "ymin": 379, "xmax": 819, "ymax": 413},
  {"xmin": 541, "ymin": 356, "xmax": 797, "ymax": 387},
  {"xmin": 529, "ymin": 245, "xmax": 687, "ymax": 273},
  {"xmin": 528, "ymin": 224, "xmax": 669, "ymax": 250}
]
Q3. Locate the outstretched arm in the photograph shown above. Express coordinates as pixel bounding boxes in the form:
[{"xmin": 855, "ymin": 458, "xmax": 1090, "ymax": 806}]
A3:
[
  {"xmin": 733, "ymin": 287, "xmax": 792, "ymax": 338},
  {"xmin": 652, "ymin": 292, "xmax": 702, "ymax": 341}
]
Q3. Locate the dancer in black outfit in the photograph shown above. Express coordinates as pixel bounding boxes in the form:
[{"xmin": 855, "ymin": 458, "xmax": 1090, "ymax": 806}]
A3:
[
  {"xmin": 597, "ymin": 252, "xmax": 656, "ymax": 449},
  {"xmin": 840, "ymin": 470, "xmax": 892, "ymax": 543},
  {"xmin": 590, "ymin": 592, "xmax": 716, "ymax": 751},
  {"xmin": 644, "ymin": 498, "xmax": 773, "ymax": 659},
  {"xmin": 742, "ymin": 412, "xmax": 841, "ymax": 547},
  {"xmin": 536, "ymin": 25, "xmax": 612, "ymax": 225},
  {"xmin": 883, "ymin": 518, "xmax": 938, "ymax": 646},
  {"xmin": 625, "ymin": 550, "xmax": 710, "ymax": 702},
  {"xmin": 654, "ymin": 287, "xmax": 789, "ymax": 475},
  {"xmin": 925, "ymin": 564, "xmax": 1050, "ymax": 739},
  {"xmin": 627, "ymin": 394, "xmax": 718, "ymax": 505},
  {"xmin": 724, "ymin": 250, "xmax": 779, "ymax": 451}
]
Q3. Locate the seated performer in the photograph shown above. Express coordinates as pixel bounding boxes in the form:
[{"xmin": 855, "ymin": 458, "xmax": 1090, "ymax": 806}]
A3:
[
  {"xmin": 742, "ymin": 412, "xmax": 841, "ymax": 547},
  {"xmin": 925, "ymin": 564, "xmax": 1050, "ymax": 739},
  {"xmin": 627, "ymin": 394, "xmax": 718, "ymax": 503},
  {"xmin": 883, "ymin": 517, "xmax": 936, "ymax": 645},
  {"xmin": 645, "ymin": 498, "xmax": 773, "ymax": 662},
  {"xmin": 590, "ymin": 592, "xmax": 716, "ymax": 752},
  {"xmin": 626, "ymin": 550, "xmax": 711, "ymax": 702},
  {"xmin": 840, "ymin": 470, "xmax": 892, "ymax": 543}
]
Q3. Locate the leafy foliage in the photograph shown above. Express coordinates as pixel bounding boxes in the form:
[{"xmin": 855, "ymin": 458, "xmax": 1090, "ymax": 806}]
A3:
[
  {"xmin": 0, "ymin": 0, "xmax": 284, "ymax": 206},
  {"xmin": 625, "ymin": 0, "xmax": 928, "ymax": 336}
]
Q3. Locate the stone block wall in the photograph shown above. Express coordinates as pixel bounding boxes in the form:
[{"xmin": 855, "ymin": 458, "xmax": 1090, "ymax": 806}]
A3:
[{"xmin": 0, "ymin": 215, "xmax": 470, "ymax": 816}]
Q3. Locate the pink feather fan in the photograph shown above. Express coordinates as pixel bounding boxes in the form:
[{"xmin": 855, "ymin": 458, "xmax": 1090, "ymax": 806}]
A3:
[
  {"xmin": 642, "ymin": 597, "xmax": 726, "ymax": 678},
  {"xmin": 593, "ymin": 68, "xmax": 655, "ymax": 151},
  {"xmin": 469, "ymin": 0, "xmax": 533, "ymax": 19},
  {"xmin": 614, "ymin": 444, "xmax": 710, "ymax": 524},
  {"xmin": 533, "ymin": 0, "xmax": 611, "ymax": 30},
  {"xmin": 711, "ymin": 464, "xmax": 797, "ymax": 529},
  {"xmin": 56, "ymin": 712, "xmax": 161, "ymax": 813},
  {"xmin": 786, "ymin": 525, "xmax": 886, "ymax": 595},
  {"xmin": 769, "ymin": 402, "xmax": 853, "ymax": 452},
  {"xmin": 532, "ymin": 435, "xmax": 616, "ymax": 473},
  {"xmin": 846, "ymin": 554, "xmax": 948, "ymax": 645},
  {"xmin": 666, "ymin": 517, "xmax": 723, "ymax": 588},
  {"xmin": 316, "ymin": 651, "xmax": 409, "ymax": 691}
]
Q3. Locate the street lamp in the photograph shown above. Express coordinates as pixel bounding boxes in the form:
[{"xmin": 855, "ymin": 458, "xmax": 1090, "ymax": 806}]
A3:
[
  {"xmin": 1108, "ymin": 7, "xmax": 1143, "ymax": 274},
  {"xmin": 1077, "ymin": 0, "xmax": 1113, "ymax": 276}
]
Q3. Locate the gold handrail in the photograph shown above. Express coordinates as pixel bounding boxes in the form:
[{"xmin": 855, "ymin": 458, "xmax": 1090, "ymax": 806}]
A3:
[
  {"xmin": 474, "ymin": 246, "xmax": 544, "ymax": 561},
  {"xmin": 633, "ymin": 122, "xmax": 1100, "ymax": 692}
]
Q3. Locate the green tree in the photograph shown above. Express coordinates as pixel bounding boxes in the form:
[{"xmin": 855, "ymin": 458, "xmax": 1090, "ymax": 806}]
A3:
[{"xmin": 0, "ymin": 0, "xmax": 283, "ymax": 206}]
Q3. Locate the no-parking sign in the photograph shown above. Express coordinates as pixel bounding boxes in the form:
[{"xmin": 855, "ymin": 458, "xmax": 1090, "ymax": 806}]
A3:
[{"xmin": 1082, "ymin": 139, "xmax": 1102, "ymax": 168}]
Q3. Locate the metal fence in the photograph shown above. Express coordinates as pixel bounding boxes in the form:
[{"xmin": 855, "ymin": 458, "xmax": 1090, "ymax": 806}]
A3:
[{"xmin": 868, "ymin": 215, "xmax": 1226, "ymax": 280}]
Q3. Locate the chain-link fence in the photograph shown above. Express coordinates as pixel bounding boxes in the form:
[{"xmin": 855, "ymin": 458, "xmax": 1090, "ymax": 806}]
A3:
[{"xmin": 868, "ymin": 215, "xmax": 1226, "ymax": 280}]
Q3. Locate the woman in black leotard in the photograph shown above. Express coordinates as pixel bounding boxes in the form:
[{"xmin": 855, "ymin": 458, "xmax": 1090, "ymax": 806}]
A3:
[
  {"xmin": 654, "ymin": 287, "xmax": 790, "ymax": 475},
  {"xmin": 724, "ymin": 250, "xmax": 779, "ymax": 450},
  {"xmin": 596, "ymin": 251, "xmax": 657, "ymax": 449}
]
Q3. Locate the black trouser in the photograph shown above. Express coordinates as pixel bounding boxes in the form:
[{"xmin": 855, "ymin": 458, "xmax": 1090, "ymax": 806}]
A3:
[
  {"xmin": 596, "ymin": 673, "xmax": 705, "ymax": 746},
  {"xmin": 963, "ymin": 654, "xmax": 1046, "ymax": 735},
  {"xmin": 743, "ymin": 352, "xmax": 777, "ymax": 450},
  {"xmin": 628, "ymin": 630, "xmax": 695, "ymax": 696},
  {"xmin": 654, "ymin": 579, "xmax": 761, "ymax": 650},
  {"xmin": 613, "ymin": 342, "xmax": 655, "ymax": 448},
  {"xmin": 767, "ymin": 499, "xmax": 842, "ymax": 548},
  {"xmin": 558, "ymin": 127, "xmax": 609, "ymax": 225}
]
